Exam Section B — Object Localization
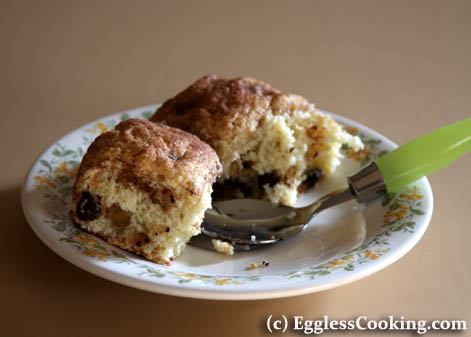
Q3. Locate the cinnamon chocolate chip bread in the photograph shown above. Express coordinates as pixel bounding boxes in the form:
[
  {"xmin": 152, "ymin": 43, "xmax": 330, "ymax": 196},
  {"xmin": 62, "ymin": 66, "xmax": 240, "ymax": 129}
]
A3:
[
  {"xmin": 151, "ymin": 75, "xmax": 363, "ymax": 206},
  {"xmin": 70, "ymin": 118, "xmax": 222, "ymax": 265}
]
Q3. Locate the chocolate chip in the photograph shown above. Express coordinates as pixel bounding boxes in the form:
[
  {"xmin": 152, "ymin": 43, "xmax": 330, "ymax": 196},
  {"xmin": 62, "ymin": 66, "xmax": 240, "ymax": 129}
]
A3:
[
  {"xmin": 242, "ymin": 161, "xmax": 251, "ymax": 169},
  {"xmin": 77, "ymin": 192, "xmax": 102, "ymax": 221},
  {"xmin": 165, "ymin": 227, "xmax": 170, "ymax": 232},
  {"xmin": 303, "ymin": 168, "xmax": 323, "ymax": 188},
  {"xmin": 236, "ymin": 181, "xmax": 252, "ymax": 197},
  {"xmin": 168, "ymin": 154, "xmax": 179, "ymax": 160},
  {"xmin": 212, "ymin": 179, "xmax": 253, "ymax": 199},
  {"xmin": 258, "ymin": 172, "xmax": 280, "ymax": 188},
  {"xmin": 211, "ymin": 182, "xmax": 225, "ymax": 200}
]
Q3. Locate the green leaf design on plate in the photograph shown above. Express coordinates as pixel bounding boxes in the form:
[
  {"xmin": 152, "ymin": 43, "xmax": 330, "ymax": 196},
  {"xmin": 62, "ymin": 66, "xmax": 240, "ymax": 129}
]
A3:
[{"xmin": 141, "ymin": 111, "xmax": 153, "ymax": 119}]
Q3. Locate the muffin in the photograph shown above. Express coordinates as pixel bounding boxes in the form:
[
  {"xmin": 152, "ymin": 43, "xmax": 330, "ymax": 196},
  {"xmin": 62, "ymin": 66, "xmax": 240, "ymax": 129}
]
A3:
[
  {"xmin": 70, "ymin": 118, "xmax": 222, "ymax": 265},
  {"xmin": 151, "ymin": 75, "xmax": 363, "ymax": 206}
]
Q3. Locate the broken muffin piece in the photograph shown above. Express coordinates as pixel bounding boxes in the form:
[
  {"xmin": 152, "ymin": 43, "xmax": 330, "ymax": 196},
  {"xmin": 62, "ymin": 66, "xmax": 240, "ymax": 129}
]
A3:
[
  {"xmin": 70, "ymin": 118, "xmax": 222, "ymax": 265},
  {"xmin": 151, "ymin": 75, "xmax": 363, "ymax": 206}
]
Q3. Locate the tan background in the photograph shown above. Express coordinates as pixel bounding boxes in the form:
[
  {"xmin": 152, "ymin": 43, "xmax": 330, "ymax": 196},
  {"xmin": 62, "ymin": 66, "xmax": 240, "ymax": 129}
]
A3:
[{"xmin": 1, "ymin": 1, "xmax": 470, "ymax": 336}]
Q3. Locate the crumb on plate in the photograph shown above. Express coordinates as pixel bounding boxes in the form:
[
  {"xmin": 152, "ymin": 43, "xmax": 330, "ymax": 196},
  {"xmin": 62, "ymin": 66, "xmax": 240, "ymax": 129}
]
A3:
[
  {"xmin": 247, "ymin": 260, "xmax": 270, "ymax": 270},
  {"xmin": 211, "ymin": 239, "xmax": 235, "ymax": 256}
]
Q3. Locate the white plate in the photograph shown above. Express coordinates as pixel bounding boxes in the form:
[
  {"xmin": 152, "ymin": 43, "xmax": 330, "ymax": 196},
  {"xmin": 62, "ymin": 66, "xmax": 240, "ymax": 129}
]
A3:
[{"xmin": 21, "ymin": 105, "xmax": 433, "ymax": 300}]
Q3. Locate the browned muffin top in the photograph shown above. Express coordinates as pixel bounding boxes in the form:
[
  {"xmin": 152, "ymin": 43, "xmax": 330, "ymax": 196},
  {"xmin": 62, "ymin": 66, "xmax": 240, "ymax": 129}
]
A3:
[
  {"xmin": 151, "ymin": 75, "xmax": 309, "ymax": 142},
  {"xmin": 75, "ymin": 118, "xmax": 222, "ymax": 196}
]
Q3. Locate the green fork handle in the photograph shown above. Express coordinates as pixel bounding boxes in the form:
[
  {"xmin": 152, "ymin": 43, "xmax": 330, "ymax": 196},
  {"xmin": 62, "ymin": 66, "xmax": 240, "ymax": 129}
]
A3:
[{"xmin": 375, "ymin": 118, "xmax": 471, "ymax": 192}]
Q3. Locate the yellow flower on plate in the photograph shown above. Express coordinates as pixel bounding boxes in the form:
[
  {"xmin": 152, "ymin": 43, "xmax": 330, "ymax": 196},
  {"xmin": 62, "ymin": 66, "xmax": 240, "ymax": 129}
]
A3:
[
  {"xmin": 348, "ymin": 148, "xmax": 371, "ymax": 162},
  {"xmin": 96, "ymin": 122, "xmax": 109, "ymax": 134},
  {"xmin": 364, "ymin": 250, "xmax": 380, "ymax": 260},
  {"xmin": 82, "ymin": 251, "xmax": 108, "ymax": 261},
  {"xmin": 74, "ymin": 233, "xmax": 98, "ymax": 246},
  {"xmin": 400, "ymin": 187, "xmax": 424, "ymax": 200},
  {"xmin": 327, "ymin": 259, "xmax": 347, "ymax": 268},
  {"xmin": 34, "ymin": 176, "xmax": 56, "ymax": 189},
  {"xmin": 54, "ymin": 162, "xmax": 78, "ymax": 178},
  {"xmin": 346, "ymin": 127, "xmax": 359, "ymax": 135},
  {"xmin": 85, "ymin": 122, "xmax": 109, "ymax": 135},
  {"xmin": 215, "ymin": 278, "xmax": 233, "ymax": 286}
]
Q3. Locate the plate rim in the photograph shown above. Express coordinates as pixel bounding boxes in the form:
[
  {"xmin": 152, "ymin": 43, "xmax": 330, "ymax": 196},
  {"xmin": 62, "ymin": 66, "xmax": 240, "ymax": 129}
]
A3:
[{"xmin": 21, "ymin": 104, "xmax": 434, "ymax": 300}]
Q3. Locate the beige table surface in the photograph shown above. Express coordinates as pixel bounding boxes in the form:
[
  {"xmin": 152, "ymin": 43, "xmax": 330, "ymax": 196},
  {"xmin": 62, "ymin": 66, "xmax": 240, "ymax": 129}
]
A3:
[{"xmin": 2, "ymin": 1, "xmax": 470, "ymax": 336}]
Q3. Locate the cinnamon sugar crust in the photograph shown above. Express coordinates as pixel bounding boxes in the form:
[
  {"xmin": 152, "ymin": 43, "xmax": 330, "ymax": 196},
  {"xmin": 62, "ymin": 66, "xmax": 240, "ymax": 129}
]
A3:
[
  {"xmin": 75, "ymin": 118, "xmax": 222, "ymax": 198},
  {"xmin": 151, "ymin": 75, "xmax": 283, "ymax": 142}
]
